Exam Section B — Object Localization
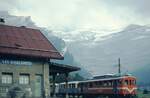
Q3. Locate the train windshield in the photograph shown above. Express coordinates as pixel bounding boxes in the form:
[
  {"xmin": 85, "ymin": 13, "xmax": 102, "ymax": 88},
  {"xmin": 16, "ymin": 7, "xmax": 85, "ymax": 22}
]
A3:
[{"xmin": 123, "ymin": 78, "xmax": 136, "ymax": 86}]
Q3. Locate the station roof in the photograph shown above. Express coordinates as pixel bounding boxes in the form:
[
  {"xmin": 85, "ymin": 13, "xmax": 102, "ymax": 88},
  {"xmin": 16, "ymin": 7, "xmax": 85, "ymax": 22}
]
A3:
[
  {"xmin": 0, "ymin": 24, "xmax": 63, "ymax": 60},
  {"xmin": 49, "ymin": 62, "xmax": 80, "ymax": 75}
]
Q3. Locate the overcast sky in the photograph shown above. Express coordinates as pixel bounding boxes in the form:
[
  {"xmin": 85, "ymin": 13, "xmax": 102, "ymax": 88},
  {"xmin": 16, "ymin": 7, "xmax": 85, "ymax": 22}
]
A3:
[
  {"xmin": 0, "ymin": 0, "xmax": 150, "ymax": 33},
  {"xmin": 0, "ymin": 0, "xmax": 150, "ymax": 76}
]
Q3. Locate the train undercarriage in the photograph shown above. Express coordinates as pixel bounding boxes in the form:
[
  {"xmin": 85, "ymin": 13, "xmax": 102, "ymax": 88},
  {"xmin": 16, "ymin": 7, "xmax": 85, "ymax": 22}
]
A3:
[{"xmin": 55, "ymin": 93, "xmax": 137, "ymax": 98}]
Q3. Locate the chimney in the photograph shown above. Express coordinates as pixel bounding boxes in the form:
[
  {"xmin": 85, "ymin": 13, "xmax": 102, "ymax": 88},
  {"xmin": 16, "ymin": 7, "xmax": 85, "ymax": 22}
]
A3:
[{"xmin": 0, "ymin": 18, "xmax": 5, "ymax": 24}]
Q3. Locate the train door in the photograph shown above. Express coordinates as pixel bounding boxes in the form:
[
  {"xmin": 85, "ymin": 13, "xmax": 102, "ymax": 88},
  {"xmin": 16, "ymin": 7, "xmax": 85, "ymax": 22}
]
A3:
[
  {"xmin": 34, "ymin": 75, "xmax": 43, "ymax": 97},
  {"xmin": 113, "ymin": 80, "xmax": 118, "ymax": 94},
  {"xmin": 78, "ymin": 83, "xmax": 83, "ymax": 93}
]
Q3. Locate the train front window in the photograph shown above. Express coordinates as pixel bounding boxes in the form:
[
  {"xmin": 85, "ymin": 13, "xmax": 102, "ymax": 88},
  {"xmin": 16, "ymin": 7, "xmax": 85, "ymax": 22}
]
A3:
[
  {"xmin": 134, "ymin": 80, "xmax": 136, "ymax": 85},
  {"xmin": 124, "ymin": 80, "xmax": 128, "ymax": 85},
  {"xmin": 132, "ymin": 80, "xmax": 136, "ymax": 85}
]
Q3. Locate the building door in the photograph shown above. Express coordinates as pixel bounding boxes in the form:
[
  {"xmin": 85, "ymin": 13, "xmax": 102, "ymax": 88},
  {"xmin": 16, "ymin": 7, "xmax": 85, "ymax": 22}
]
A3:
[{"xmin": 35, "ymin": 75, "xmax": 43, "ymax": 97}]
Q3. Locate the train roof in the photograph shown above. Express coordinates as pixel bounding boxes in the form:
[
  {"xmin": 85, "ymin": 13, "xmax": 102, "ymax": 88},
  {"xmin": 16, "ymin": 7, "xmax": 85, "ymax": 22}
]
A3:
[
  {"xmin": 79, "ymin": 75, "xmax": 136, "ymax": 83},
  {"xmin": 59, "ymin": 81, "xmax": 81, "ymax": 85},
  {"xmin": 59, "ymin": 75, "xmax": 136, "ymax": 85}
]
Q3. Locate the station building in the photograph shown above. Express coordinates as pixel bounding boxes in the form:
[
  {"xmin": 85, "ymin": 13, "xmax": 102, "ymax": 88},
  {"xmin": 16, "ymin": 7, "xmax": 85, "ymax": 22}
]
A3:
[{"xmin": 0, "ymin": 19, "xmax": 79, "ymax": 98}]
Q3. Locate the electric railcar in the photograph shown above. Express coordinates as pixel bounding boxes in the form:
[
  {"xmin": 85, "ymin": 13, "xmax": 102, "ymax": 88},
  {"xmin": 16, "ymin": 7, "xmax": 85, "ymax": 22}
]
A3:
[{"xmin": 56, "ymin": 75, "xmax": 137, "ymax": 98}]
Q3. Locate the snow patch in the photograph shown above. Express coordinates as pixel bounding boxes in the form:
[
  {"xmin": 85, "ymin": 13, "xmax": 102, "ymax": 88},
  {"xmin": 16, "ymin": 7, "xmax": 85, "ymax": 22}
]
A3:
[{"xmin": 131, "ymin": 36, "xmax": 147, "ymax": 40}]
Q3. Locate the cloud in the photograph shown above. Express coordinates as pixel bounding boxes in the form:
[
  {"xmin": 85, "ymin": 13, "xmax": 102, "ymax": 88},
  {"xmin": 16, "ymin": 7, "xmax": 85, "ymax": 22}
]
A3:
[
  {"xmin": 1, "ymin": 0, "xmax": 150, "ymax": 42},
  {"xmin": 9, "ymin": 0, "xmax": 127, "ymax": 30},
  {"xmin": 100, "ymin": 0, "xmax": 150, "ymax": 20},
  {"xmin": 0, "ymin": 0, "xmax": 18, "ymax": 12}
]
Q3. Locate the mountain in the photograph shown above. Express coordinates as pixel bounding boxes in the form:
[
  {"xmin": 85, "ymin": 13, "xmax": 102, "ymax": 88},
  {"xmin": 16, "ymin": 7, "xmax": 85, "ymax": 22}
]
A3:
[
  {"xmin": 67, "ymin": 24, "xmax": 150, "ymax": 83},
  {"xmin": 0, "ymin": 11, "xmax": 92, "ymax": 79},
  {"xmin": 40, "ymin": 28, "xmax": 92, "ymax": 78},
  {"xmin": 1, "ymin": 11, "xmax": 150, "ymax": 83}
]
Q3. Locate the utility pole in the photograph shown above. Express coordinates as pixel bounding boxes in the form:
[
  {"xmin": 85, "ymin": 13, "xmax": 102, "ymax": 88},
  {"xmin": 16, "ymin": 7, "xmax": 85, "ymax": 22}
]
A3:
[{"xmin": 118, "ymin": 58, "xmax": 121, "ymax": 76}]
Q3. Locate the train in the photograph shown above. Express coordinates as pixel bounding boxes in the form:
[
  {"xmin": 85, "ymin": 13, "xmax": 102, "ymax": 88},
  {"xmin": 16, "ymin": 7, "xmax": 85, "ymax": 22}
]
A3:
[{"xmin": 54, "ymin": 74, "xmax": 137, "ymax": 98}]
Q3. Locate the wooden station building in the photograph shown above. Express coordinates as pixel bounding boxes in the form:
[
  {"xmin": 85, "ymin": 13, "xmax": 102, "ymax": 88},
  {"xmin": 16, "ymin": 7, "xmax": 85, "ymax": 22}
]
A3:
[{"xmin": 0, "ymin": 19, "xmax": 80, "ymax": 98}]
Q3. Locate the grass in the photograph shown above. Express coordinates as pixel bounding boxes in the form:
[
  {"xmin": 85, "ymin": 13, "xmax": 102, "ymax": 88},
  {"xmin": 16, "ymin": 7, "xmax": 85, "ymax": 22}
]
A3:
[{"xmin": 137, "ymin": 90, "xmax": 150, "ymax": 98}]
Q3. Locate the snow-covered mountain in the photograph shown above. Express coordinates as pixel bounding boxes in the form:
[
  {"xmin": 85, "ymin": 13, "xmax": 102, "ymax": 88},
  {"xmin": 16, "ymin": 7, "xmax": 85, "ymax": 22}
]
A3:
[{"xmin": 67, "ymin": 24, "xmax": 150, "ymax": 83}]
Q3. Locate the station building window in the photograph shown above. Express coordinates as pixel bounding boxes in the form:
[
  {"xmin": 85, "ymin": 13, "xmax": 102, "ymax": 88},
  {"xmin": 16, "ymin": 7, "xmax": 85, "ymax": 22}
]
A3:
[
  {"xmin": 19, "ymin": 74, "xmax": 30, "ymax": 84},
  {"xmin": 2, "ymin": 73, "xmax": 13, "ymax": 84}
]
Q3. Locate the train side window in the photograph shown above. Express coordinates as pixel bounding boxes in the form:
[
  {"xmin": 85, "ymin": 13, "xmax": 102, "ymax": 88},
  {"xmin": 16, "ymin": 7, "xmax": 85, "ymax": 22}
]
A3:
[
  {"xmin": 63, "ymin": 84, "xmax": 65, "ymax": 88},
  {"xmin": 89, "ymin": 82, "xmax": 93, "ymax": 88},
  {"xmin": 69, "ymin": 84, "xmax": 71, "ymax": 88},
  {"xmin": 102, "ymin": 81, "xmax": 104, "ymax": 87},
  {"xmin": 84, "ymin": 83, "xmax": 88, "ymax": 88},
  {"xmin": 76, "ymin": 83, "xmax": 79, "ymax": 88},
  {"xmin": 107, "ymin": 81, "xmax": 110, "ymax": 86},
  {"xmin": 78, "ymin": 84, "xmax": 80, "ymax": 88},
  {"xmin": 80, "ymin": 83, "xmax": 83, "ymax": 88},
  {"xmin": 95, "ymin": 81, "xmax": 98, "ymax": 87},
  {"xmin": 96, "ymin": 82, "xmax": 98, "ymax": 87},
  {"xmin": 109, "ymin": 81, "xmax": 112, "ymax": 86},
  {"xmin": 83, "ymin": 83, "xmax": 86, "ymax": 88},
  {"xmin": 64, "ymin": 84, "xmax": 65, "ymax": 88},
  {"xmin": 104, "ymin": 81, "xmax": 107, "ymax": 86},
  {"xmin": 99, "ymin": 81, "xmax": 102, "ymax": 86},
  {"xmin": 73, "ymin": 84, "xmax": 75, "ymax": 88},
  {"xmin": 119, "ymin": 80, "xmax": 122, "ymax": 85}
]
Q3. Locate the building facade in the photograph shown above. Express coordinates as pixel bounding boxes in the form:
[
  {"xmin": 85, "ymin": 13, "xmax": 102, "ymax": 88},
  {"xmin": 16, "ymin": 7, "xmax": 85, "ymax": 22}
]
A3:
[
  {"xmin": 0, "ymin": 22, "xmax": 64, "ymax": 98},
  {"xmin": 0, "ymin": 59, "xmax": 50, "ymax": 98}
]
